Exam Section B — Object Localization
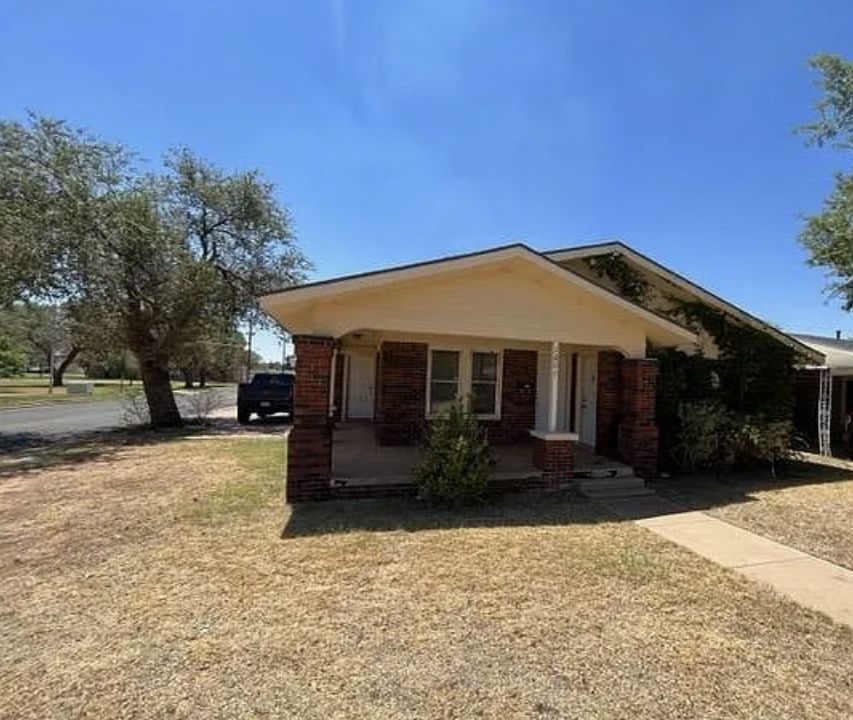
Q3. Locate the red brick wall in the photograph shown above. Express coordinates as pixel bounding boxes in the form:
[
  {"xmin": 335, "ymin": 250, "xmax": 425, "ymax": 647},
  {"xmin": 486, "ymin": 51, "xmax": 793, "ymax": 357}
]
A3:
[
  {"xmin": 485, "ymin": 349, "xmax": 537, "ymax": 444},
  {"xmin": 532, "ymin": 436, "xmax": 575, "ymax": 485},
  {"xmin": 596, "ymin": 351, "xmax": 623, "ymax": 457},
  {"xmin": 375, "ymin": 344, "xmax": 538, "ymax": 446},
  {"xmin": 287, "ymin": 335, "xmax": 334, "ymax": 502},
  {"xmin": 375, "ymin": 341, "xmax": 428, "ymax": 445},
  {"xmin": 332, "ymin": 353, "xmax": 344, "ymax": 422},
  {"xmin": 618, "ymin": 358, "xmax": 659, "ymax": 477}
]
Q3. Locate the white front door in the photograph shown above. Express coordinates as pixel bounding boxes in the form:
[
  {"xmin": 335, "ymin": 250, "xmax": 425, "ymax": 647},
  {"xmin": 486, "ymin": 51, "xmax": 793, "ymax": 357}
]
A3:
[
  {"xmin": 557, "ymin": 352, "xmax": 574, "ymax": 433},
  {"xmin": 347, "ymin": 352, "xmax": 375, "ymax": 419},
  {"xmin": 579, "ymin": 352, "xmax": 597, "ymax": 447}
]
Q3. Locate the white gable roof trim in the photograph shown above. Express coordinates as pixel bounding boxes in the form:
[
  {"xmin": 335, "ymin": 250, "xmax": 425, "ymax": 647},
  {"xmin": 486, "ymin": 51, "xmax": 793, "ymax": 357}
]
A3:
[{"xmin": 260, "ymin": 243, "xmax": 696, "ymax": 342}]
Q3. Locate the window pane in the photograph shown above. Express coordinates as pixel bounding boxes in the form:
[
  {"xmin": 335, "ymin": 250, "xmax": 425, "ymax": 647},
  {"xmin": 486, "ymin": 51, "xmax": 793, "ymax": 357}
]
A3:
[
  {"xmin": 472, "ymin": 351, "xmax": 498, "ymax": 382},
  {"xmin": 431, "ymin": 350, "xmax": 460, "ymax": 382},
  {"xmin": 471, "ymin": 382, "xmax": 497, "ymax": 415},
  {"xmin": 430, "ymin": 381, "xmax": 458, "ymax": 415}
]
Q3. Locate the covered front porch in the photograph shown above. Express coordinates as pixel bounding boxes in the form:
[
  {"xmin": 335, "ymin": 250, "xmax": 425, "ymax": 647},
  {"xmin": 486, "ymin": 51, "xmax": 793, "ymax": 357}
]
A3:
[
  {"xmin": 277, "ymin": 331, "xmax": 658, "ymax": 500},
  {"xmin": 329, "ymin": 421, "xmax": 634, "ymax": 496}
]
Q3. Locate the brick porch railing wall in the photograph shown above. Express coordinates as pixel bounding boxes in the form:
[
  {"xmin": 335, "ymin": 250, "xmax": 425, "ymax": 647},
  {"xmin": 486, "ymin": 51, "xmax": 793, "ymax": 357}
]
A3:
[
  {"xmin": 287, "ymin": 335, "xmax": 334, "ymax": 502},
  {"xmin": 532, "ymin": 435, "xmax": 575, "ymax": 485}
]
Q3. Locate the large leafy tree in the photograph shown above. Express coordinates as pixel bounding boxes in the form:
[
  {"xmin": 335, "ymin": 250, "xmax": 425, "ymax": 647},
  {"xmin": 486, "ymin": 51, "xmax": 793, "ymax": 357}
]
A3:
[
  {"xmin": 0, "ymin": 115, "xmax": 309, "ymax": 426},
  {"xmin": 799, "ymin": 55, "xmax": 853, "ymax": 309},
  {"xmin": 173, "ymin": 321, "xmax": 246, "ymax": 388},
  {"xmin": 8, "ymin": 302, "xmax": 84, "ymax": 386},
  {"xmin": 0, "ymin": 306, "xmax": 27, "ymax": 377}
]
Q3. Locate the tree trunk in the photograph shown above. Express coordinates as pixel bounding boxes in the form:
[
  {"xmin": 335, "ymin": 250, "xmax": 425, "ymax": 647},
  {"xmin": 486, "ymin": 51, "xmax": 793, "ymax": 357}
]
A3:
[
  {"xmin": 52, "ymin": 346, "xmax": 81, "ymax": 387},
  {"xmin": 181, "ymin": 367, "xmax": 195, "ymax": 389},
  {"xmin": 140, "ymin": 359, "xmax": 182, "ymax": 428},
  {"xmin": 199, "ymin": 368, "xmax": 207, "ymax": 388}
]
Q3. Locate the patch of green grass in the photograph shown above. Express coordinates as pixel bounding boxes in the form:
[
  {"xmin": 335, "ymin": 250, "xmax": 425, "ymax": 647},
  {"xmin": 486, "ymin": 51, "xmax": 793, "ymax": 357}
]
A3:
[
  {"xmin": 187, "ymin": 439, "xmax": 285, "ymax": 523},
  {"xmin": 0, "ymin": 375, "xmax": 139, "ymax": 408},
  {"xmin": 0, "ymin": 375, "xmax": 232, "ymax": 409}
]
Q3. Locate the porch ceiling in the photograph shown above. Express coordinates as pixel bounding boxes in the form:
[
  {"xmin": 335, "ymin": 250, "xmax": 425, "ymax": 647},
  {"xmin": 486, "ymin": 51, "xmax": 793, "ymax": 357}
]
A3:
[{"xmin": 261, "ymin": 245, "xmax": 696, "ymax": 358}]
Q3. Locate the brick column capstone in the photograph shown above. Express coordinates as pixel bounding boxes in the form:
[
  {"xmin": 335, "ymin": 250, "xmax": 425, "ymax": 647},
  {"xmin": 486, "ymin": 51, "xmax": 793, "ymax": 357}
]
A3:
[
  {"xmin": 618, "ymin": 358, "xmax": 659, "ymax": 477},
  {"xmin": 287, "ymin": 335, "xmax": 335, "ymax": 502}
]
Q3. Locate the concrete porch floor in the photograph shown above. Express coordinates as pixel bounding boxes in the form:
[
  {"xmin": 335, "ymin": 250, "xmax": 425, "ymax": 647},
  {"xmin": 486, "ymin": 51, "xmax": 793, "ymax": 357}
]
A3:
[{"xmin": 330, "ymin": 421, "xmax": 631, "ymax": 487}]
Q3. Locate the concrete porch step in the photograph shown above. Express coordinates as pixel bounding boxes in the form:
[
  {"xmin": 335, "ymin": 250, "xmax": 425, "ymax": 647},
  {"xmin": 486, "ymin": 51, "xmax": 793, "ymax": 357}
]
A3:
[
  {"xmin": 575, "ymin": 475, "xmax": 654, "ymax": 500},
  {"xmin": 571, "ymin": 465, "xmax": 635, "ymax": 479}
]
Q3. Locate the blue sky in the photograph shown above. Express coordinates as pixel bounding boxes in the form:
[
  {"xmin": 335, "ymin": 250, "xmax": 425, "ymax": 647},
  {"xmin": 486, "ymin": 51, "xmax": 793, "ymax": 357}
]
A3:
[{"xmin": 2, "ymin": 1, "xmax": 853, "ymax": 360}]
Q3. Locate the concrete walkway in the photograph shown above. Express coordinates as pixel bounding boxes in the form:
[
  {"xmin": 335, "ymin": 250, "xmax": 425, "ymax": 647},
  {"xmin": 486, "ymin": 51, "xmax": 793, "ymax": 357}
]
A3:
[
  {"xmin": 798, "ymin": 451, "xmax": 853, "ymax": 472},
  {"xmin": 602, "ymin": 494, "xmax": 853, "ymax": 628}
]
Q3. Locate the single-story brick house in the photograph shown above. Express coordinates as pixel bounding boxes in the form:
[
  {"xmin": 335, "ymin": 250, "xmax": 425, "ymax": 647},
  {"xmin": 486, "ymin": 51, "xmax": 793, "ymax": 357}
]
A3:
[{"xmin": 260, "ymin": 241, "xmax": 821, "ymax": 501}]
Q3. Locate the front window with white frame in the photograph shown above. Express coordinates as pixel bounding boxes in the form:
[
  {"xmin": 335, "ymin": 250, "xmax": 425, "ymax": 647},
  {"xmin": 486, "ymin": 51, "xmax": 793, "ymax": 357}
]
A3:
[{"xmin": 427, "ymin": 348, "xmax": 502, "ymax": 418}]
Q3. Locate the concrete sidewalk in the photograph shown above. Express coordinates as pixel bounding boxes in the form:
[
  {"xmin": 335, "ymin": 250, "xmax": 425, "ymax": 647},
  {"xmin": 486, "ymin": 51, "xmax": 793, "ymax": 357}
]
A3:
[{"xmin": 602, "ymin": 495, "xmax": 853, "ymax": 628}]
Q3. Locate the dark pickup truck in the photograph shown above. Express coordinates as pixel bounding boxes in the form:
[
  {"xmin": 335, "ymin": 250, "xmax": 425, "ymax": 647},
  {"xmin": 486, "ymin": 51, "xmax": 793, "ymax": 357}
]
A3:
[{"xmin": 237, "ymin": 372, "xmax": 295, "ymax": 424}]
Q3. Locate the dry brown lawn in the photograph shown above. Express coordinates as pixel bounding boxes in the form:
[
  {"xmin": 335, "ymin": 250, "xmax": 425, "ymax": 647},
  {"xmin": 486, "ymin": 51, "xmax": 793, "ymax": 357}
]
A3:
[
  {"xmin": 2, "ymin": 435, "xmax": 853, "ymax": 719},
  {"xmin": 658, "ymin": 461, "xmax": 853, "ymax": 572}
]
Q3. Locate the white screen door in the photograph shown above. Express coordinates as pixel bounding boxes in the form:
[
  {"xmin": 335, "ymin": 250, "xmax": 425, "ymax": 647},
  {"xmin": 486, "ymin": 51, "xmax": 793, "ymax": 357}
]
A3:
[
  {"xmin": 579, "ymin": 352, "xmax": 597, "ymax": 446},
  {"xmin": 347, "ymin": 353, "xmax": 375, "ymax": 419}
]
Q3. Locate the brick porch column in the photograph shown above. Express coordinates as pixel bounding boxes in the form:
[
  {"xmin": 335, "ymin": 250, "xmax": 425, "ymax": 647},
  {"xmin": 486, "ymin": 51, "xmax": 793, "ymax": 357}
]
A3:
[
  {"xmin": 596, "ymin": 351, "xmax": 623, "ymax": 458},
  {"xmin": 618, "ymin": 358, "xmax": 659, "ymax": 477},
  {"xmin": 531, "ymin": 431, "xmax": 576, "ymax": 486},
  {"xmin": 287, "ymin": 335, "xmax": 334, "ymax": 502}
]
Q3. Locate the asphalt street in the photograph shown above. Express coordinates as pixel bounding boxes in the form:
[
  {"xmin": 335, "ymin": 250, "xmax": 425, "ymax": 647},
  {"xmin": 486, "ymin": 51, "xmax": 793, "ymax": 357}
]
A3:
[{"xmin": 0, "ymin": 387, "xmax": 237, "ymax": 450}]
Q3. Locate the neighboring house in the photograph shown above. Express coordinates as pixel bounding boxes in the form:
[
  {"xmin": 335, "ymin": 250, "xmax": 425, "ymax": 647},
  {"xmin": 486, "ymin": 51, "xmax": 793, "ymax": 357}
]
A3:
[
  {"xmin": 260, "ymin": 241, "xmax": 822, "ymax": 501},
  {"xmin": 791, "ymin": 333, "xmax": 853, "ymax": 450}
]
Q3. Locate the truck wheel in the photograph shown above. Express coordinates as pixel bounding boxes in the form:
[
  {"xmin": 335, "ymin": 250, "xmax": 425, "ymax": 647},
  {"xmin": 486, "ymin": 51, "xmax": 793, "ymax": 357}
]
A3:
[{"xmin": 237, "ymin": 406, "xmax": 251, "ymax": 425}]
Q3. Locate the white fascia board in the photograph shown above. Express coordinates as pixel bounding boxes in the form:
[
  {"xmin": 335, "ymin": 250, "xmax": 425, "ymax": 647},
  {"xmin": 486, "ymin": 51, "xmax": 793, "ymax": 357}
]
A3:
[{"xmin": 260, "ymin": 245, "xmax": 528, "ymax": 307}]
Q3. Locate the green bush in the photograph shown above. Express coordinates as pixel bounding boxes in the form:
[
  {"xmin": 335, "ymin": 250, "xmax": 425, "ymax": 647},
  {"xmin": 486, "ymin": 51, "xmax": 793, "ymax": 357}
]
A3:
[
  {"xmin": 671, "ymin": 401, "xmax": 730, "ymax": 473},
  {"xmin": 0, "ymin": 337, "xmax": 26, "ymax": 378},
  {"xmin": 414, "ymin": 401, "xmax": 490, "ymax": 506},
  {"xmin": 671, "ymin": 401, "xmax": 796, "ymax": 477},
  {"xmin": 653, "ymin": 336, "xmax": 799, "ymax": 476},
  {"xmin": 730, "ymin": 416, "xmax": 795, "ymax": 477}
]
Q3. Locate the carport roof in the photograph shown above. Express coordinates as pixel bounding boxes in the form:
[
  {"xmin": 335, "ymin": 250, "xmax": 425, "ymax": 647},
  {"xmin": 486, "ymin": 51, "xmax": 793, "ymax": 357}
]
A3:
[{"xmin": 792, "ymin": 334, "xmax": 853, "ymax": 374}]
